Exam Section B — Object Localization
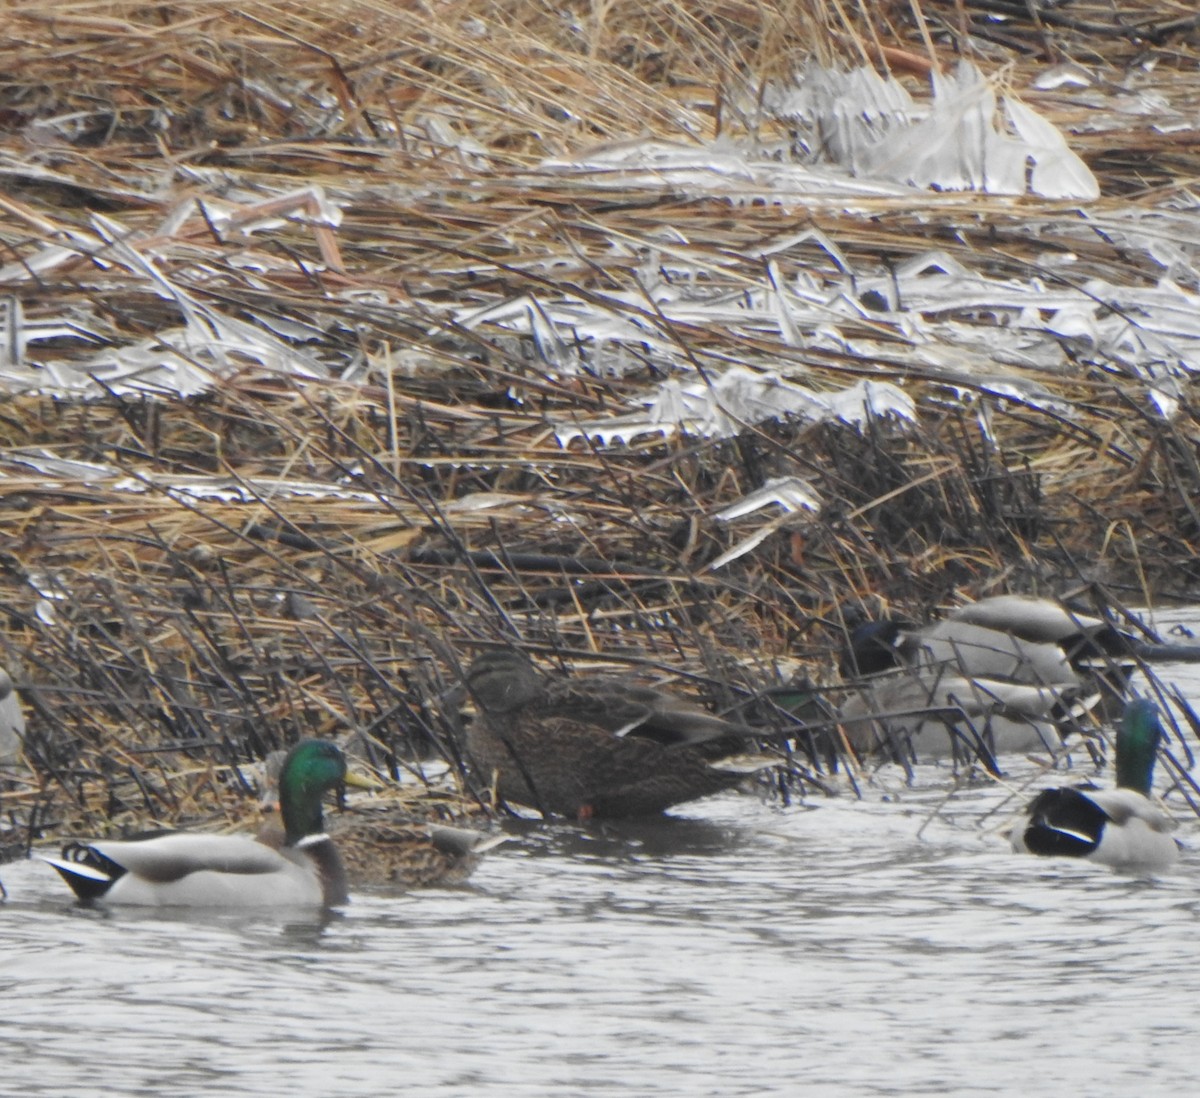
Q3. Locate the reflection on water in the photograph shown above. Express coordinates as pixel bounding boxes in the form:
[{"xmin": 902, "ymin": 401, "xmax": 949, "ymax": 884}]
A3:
[{"xmin": 4, "ymin": 626, "xmax": 1200, "ymax": 1097}]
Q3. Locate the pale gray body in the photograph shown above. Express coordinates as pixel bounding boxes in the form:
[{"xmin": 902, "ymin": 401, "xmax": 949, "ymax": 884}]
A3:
[
  {"xmin": 1009, "ymin": 698, "xmax": 1178, "ymax": 874},
  {"xmin": 42, "ymin": 832, "xmax": 340, "ymax": 906},
  {"xmin": 1010, "ymin": 788, "xmax": 1178, "ymax": 873},
  {"xmin": 840, "ymin": 672, "xmax": 1080, "ymax": 757},
  {"xmin": 840, "ymin": 597, "xmax": 1122, "ymax": 759},
  {"xmin": 0, "ymin": 669, "xmax": 26, "ymax": 765},
  {"xmin": 42, "ymin": 739, "xmax": 353, "ymax": 907}
]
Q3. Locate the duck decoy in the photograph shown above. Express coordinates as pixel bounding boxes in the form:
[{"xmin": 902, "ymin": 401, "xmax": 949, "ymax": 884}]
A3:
[
  {"xmin": 462, "ymin": 648, "xmax": 774, "ymax": 819},
  {"xmin": 838, "ymin": 670, "xmax": 1088, "ymax": 762},
  {"xmin": 839, "ymin": 595, "xmax": 1200, "ymax": 759},
  {"xmin": 1010, "ymin": 698, "xmax": 1179, "ymax": 873},
  {"xmin": 42, "ymin": 739, "xmax": 362, "ymax": 907},
  {"xmin": 0, "ymin": 668, "xmax": 26, "ymax": 766}
]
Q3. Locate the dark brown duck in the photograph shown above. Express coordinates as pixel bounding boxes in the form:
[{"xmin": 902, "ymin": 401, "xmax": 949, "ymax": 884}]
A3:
[{"xmin": 463, "ymin": 649, "xmax": 772, "ymax": 819}]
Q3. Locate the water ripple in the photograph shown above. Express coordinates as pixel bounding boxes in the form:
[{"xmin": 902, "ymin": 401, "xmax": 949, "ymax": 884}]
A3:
[{"xmin": 6, "ymin": 689, "xmax": 1200, "ymax": 1095}]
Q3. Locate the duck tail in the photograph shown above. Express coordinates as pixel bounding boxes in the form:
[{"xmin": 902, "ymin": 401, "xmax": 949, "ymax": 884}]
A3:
[
  {"xmin": 1018, "ymin": 787, "xmax": 1107, "ymax": 858},
  {"xmin": 40, "ymin": 841, "xmax": 124, "ymax": 902},
  {"xmin": 428, "ymin": 826, "xmax": 508, "ymax": 856}
]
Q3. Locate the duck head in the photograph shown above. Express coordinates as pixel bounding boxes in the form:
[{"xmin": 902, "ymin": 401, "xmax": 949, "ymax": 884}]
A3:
[
  {"xmin": 278, "ymin": 739, "xmax": 348, "ymax": 846},
  {"xmin": 466, "ymin": 649, "xmax": 544, "ymax": 714},
  {"xmin": 841, "ymin": 619, "xmax": 912, "ymax": 677},
  {"xmin": 1115, "ymin": 698, "xmax": 1164, "ymax": 796}
]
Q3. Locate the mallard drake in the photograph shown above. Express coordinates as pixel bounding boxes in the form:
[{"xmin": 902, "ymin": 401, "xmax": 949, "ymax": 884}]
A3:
[
  {"xmin": 839, "ymin": 595, "xmax": 1200, "ymax": 759},
  {"xmin": 42, "ymin": 739, "xmax": 358, "ymax": 907},
  {"xmin": 462, "ymin": 648, "xmax": 773, "ymax": 819},
  {"xmin": 1010, "ymin": 698, "xmax": 1178, "ymax": 873}
]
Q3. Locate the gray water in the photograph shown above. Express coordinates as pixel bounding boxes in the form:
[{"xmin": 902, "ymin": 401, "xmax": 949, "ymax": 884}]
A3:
[{"xmin": 6, "ymin": 615, "xmax": 1200, "ymax": 1097}]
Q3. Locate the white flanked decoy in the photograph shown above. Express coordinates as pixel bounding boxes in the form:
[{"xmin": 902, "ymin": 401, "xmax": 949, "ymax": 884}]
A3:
[
  {"xmin": 838, "ymin": 669, "xmax": 1088, "ymax": 762},
  {"xmin": 42, "ymin": 740, "xmax": 366, "ymax": 907},
  {"xmin": 1010, "ymin": 698, "xmax": 1178, "ymax": 873},
  {"xmin": 0, "ymin": 668, "xmax": 26, "ymax": 766},
  {"xmin": 839, "ymin": 595, "xmax": 1200, "ymax": 761}
]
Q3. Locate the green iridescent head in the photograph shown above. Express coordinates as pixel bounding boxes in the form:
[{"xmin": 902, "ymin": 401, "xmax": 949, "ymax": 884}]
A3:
[
  {"xmin": 1115, "ymin": 698, "xmax": 1164, "ymax": 796},
  {"xmin": 277, "ymin": 739, "xmax": 347, "ymax": 845}
]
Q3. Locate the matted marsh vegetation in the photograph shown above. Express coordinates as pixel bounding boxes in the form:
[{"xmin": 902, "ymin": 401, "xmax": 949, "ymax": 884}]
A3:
[{"xmin": 2, "ymin": 0, "xmax": 1200, "ymax": 852}]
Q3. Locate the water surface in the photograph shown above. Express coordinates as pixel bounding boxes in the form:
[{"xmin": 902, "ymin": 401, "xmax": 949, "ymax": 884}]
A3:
[{"xmin": 5, "ymin": 618, "xmax": 1200, "ymax": 1097}]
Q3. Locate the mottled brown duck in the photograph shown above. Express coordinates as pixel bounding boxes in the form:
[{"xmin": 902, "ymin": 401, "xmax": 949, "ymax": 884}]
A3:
[
  {"xmin": 462, "ymin": 649, "xmax": 773, "ymax": 819},
  {"xmin": 328, "ymin": 815, "xmax": 506, "ymax": 889},
  {"xmin": 256, "ymin": 809, "xmax": 503, "ymax": 890},
  {"xmin": 255, "ymin": 751, "xmax": 505, "ymax": 891}
]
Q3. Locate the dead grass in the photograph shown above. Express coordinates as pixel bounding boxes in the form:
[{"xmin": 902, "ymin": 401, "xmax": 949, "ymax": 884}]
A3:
[{"xmin": 2, "ymin": 0, "xmax": 1200, "ymax": 849}]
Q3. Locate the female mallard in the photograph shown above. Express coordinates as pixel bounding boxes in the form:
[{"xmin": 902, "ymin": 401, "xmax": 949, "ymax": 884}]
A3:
[
  {"xmin": 462, "ymin": 648, "xmax": 772, "ymax": 820},
  {"xmin": 254, "ymin": 749, "xmax": 506, "ymax": 890},
  {"xmin": 331, "ymin": 816, "xmax": 506, "ymax": 889},
  {"xmin": 43, "ymin": 739, "xmax": 356, "ymax": 907},
  {"xmin": 840, "ymin": 595, "xmax": 1200, "ymax": 759},
  {"xmin": 1010, "ymin": 698, "xmax": 1179, "ymax": 873}
]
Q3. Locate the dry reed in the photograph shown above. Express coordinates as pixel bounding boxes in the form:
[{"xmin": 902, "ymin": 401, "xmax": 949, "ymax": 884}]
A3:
[{"xmin": 2, "ymin": 0, "xmax": 1199, "ymax": 851}]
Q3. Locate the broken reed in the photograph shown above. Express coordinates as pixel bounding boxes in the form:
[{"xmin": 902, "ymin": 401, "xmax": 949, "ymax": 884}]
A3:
[
  {"xmin": 1, "ymin": 365, "xmax": 1199, "ymax": 839},
  {"xmin": 1, "ymin": 0, "xmax": 1199, "ymax": 842}
]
